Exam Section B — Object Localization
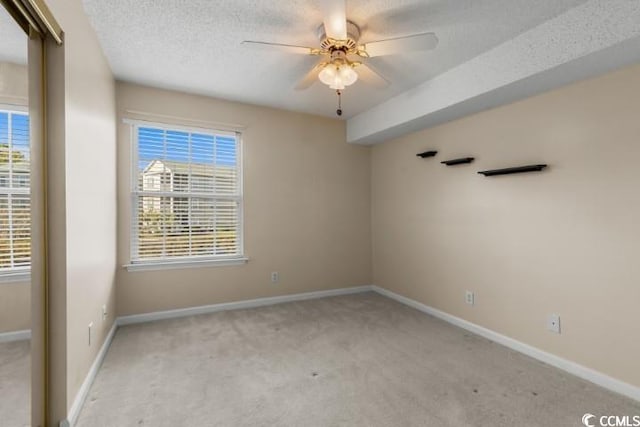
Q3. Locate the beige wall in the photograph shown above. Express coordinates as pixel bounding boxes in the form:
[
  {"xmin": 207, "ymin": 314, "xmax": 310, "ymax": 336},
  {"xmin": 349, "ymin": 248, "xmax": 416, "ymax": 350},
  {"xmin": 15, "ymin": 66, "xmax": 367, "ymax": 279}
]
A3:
[
  {"xmin": 0, "ymin": 282, "xmax": 30, "ymax": 333},
  {"xmin": 372, "ymin": 63, "xmax": 640, "ymax": 388},
  {"xmin": 0, "ymin": 61, "xmax": 27, "ymax": 106},
  {"xmin": 45, "ymin": 0, "xmax": 117, "ymax": 424},
  {"xmin": 0, "ymin": 61, "xmax": 30, "ymax": 334},
  {"xmin": 116, "ymin": 83, "xmax": 372, "ymax": 316}
]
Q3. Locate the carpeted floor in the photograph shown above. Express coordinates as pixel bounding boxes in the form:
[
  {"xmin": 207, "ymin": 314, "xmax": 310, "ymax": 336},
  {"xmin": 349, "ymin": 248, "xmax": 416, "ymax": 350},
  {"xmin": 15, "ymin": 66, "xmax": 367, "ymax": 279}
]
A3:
[
  {"xmin": 76, "ymin": 292, "xmax": 639, "ymax": 426},
  {"xmin": 0, "ymin": 339, "xmax": 30, "ymax": 427}
]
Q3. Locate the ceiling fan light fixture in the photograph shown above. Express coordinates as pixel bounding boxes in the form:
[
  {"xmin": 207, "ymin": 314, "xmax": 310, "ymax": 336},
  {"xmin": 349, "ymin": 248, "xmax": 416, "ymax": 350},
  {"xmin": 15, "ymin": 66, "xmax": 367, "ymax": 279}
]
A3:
[{"xmin": 318, "ymin": 63, "xmax": 358, "ymax": 90}]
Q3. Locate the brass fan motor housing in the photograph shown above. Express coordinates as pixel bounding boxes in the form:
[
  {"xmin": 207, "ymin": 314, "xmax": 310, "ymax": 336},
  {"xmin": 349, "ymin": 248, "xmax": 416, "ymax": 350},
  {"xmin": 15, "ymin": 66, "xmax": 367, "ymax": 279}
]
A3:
[
  {"xmin": 327, "ymin": 49, "xmax": 361, "ymax": 69},
  {"xmin": 316, "ymin": 20, "xmax": 362, "ymax": 54}
]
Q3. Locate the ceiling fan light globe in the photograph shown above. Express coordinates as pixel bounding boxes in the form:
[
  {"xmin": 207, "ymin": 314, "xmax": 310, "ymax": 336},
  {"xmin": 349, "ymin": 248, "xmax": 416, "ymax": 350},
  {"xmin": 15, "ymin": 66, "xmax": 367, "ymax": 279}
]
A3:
[
  {"xmin": 318, "ymin": 64, "xmax": 338, "ymax": 86},
  {"xmin": 338, "ymin": 65, "xmax": 358, "ymax": 86},
  {"xmin": 318, "ymin": 63, "xmax": 358, "ymax": 90}
]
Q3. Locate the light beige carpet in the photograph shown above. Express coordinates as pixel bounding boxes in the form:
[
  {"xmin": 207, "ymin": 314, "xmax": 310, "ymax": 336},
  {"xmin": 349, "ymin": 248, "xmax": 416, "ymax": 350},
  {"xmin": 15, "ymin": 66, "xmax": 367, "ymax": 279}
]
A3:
[
  {"xmin": 0, "ymin": 339, "xmax": 30, "ymax": 427},
  {"xmin": 76, "ymin": 292, "xmax": 639, "ymax": 426}
]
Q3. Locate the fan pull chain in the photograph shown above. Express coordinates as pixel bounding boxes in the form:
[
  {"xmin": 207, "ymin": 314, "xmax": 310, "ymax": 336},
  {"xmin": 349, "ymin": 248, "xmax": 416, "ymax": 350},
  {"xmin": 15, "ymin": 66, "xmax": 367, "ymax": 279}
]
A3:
[{"xmin": 336, "ymin": 90, "xmax": 343, "ymax": 116}]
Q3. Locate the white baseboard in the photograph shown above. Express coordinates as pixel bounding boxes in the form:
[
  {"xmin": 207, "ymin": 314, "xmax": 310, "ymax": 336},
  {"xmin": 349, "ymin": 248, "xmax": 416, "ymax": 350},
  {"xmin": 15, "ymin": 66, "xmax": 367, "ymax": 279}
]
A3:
[
  {"xmin": 117, "ymin": 285, "xmax": 374, "ymax": 326},
  {"xmin": 0, "ymin": 329, "xmax": 31, "ymax": 343},
  {"xmin": 57, "ymin": 283, "xmax": 637, "ymax": 427},
  {"xmin": 60, "ymin": 322, "xmax": 117, "ymax": 427},
  {"xmin": 372, "ymin": 285, "xmax": 640, "ymax": 402}
]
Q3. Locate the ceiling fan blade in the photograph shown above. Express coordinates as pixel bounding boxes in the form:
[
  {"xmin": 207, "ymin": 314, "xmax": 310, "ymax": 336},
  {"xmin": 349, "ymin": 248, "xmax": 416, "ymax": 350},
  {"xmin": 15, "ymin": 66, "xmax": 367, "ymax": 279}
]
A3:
[
  {"xmin": 320, "ymin": 0, "xmax": 347, "ymax": 40},
  {"xmin": 363, "ymin": 32, "xmax": 438, "ymax": 57},
  {"xmin": 356, "ymin": 63, "xmax": 390, "ymax": 89},
  {"xmin": 295, "ymin": 61, "xmax": 327, "ymax": 90},
  {"xmin": 241, "ymin": 41, "xmax": 318, "ymax": 55}
]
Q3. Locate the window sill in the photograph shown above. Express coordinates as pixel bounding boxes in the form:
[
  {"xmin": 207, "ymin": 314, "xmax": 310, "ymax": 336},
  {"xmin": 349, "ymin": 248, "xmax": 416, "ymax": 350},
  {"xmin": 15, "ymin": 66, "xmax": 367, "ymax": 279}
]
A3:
[
  {"xmin": 0, "ymin": 271, "xmax": 31, "ymax": 284},
  {"xmin": 124, "ymin": 257, "xmax": 249, "ymax": 272}
]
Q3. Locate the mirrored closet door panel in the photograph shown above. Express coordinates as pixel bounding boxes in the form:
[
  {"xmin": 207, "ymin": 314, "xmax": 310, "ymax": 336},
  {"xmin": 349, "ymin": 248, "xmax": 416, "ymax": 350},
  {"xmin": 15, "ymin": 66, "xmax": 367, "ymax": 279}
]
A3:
[{"xmin": 0, "ymin": 6, "xmax": 31, "ymax": 426}]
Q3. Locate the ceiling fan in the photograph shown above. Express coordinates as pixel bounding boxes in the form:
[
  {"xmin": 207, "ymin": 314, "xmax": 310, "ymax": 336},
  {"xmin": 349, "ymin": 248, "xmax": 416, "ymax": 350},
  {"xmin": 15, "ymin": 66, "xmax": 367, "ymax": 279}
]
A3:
[{"xmin": 242, "ymin": 0, "xmax": 438, "ymax": 116}]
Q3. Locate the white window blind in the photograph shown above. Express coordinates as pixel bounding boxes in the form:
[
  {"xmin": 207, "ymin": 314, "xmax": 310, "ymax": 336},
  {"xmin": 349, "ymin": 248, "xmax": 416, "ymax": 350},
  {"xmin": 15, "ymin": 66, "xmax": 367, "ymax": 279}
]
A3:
[
  {"xmin": 131, "ymin": 122, "xmax": 243, "ymax": 264},
  {"xmin": 0, "ymin": 109, "xmax": 30, "ymax": 274}
]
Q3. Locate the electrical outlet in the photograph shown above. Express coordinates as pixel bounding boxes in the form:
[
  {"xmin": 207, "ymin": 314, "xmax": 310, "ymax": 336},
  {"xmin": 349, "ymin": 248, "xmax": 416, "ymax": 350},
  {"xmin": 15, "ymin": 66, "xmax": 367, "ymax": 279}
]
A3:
[
  {"xmin": 102, "ymin": 304, "xmax": 107, "ymax": 321},
  {"xmin": 547, "ymin": 314, "xmax": 561, "ymax": 334},
  {"xmin": 271, "ymin": 271, "xmax": 279, "ymax": 283},
  {"xmin": 88, "ymin": 322, "xmax": 94, "ymax": 346},
  {"xmin": 465, "ymin": 291, "xmax": 475, "ymax": 306}
]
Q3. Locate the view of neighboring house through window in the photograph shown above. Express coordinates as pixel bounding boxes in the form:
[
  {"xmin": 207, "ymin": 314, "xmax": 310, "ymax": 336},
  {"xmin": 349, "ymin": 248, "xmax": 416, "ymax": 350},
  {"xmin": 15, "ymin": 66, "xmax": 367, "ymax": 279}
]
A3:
[
  {"xmin": 131, "ymin": 123, "xmax": 242, "ymax": 263},
  {"xmin": 0, "ymin": 109, "xmax": 30, "ymax": 275}
]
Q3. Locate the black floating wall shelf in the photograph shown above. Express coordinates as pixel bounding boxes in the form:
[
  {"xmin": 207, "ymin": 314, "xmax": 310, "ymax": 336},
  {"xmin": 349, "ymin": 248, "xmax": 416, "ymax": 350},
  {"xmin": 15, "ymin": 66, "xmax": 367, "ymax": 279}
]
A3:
[
  {"xmin": 478, "ymin": 164, "xmax": 548, "ymax": 177},
  {"xmin": 441, "ymin": 157, "xmax": 474, "ymax": 166},
  {"xmin": 416, "ymin": 150, "xmax": 438, "ymax": 158}
]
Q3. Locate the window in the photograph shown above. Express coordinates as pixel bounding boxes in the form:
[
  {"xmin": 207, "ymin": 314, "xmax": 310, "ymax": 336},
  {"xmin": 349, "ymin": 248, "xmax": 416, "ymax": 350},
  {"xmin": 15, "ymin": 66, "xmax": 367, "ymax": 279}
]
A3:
[
  {"xmin": 130, "ymin": 122, "xmax": 243, "ymax": 266},
  {"xmin": 0, "ymin": 109, "xmax": 30, "ymax": 277}
]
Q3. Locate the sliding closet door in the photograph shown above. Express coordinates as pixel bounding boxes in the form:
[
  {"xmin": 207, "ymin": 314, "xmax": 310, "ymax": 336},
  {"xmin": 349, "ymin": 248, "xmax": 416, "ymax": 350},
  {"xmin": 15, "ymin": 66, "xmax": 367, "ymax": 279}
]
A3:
[
  {"xmin": 0, "ymin": 7, "xmax": 34, "ymax": 426},
  {"xmin": 0, "ymin": 1, "xmax": 62, "ymax": 425}
]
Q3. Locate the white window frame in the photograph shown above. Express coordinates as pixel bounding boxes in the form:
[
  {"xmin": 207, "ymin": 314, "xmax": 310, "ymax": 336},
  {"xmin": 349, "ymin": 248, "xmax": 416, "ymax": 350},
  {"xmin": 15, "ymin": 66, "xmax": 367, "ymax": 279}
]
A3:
[
  {"xmin": 125, "ymin": 119, "xmax": 246, "ymax": 271},
  {"xmin": 0, "ymin": 105, "xmax": 30, "ymax": 283}
]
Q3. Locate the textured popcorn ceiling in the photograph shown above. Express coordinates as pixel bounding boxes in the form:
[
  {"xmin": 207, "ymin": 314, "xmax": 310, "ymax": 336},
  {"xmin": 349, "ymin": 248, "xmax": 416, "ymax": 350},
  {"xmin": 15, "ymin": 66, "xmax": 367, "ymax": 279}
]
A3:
[
  {"xmin": 347, "ymin": 0, "xmax": 640, "ymax": 143},
  {"xmin": 0, "ymin": 9, "xmax": 27, "ymax": 64},
  {"xmin": 81, "ymin": 0, "xmax": 586, "ymax": 118}
]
